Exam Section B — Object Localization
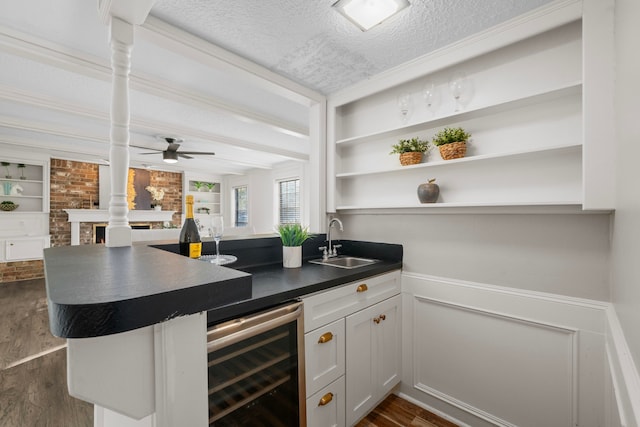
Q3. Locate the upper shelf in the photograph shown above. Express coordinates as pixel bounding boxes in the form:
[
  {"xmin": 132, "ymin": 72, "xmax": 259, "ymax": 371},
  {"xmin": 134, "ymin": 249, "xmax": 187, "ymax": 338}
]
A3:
[
  {"xmin": 335, "ymin": 82, "xmax": 582, "ymax": 146},
  {"xmin": 336, "ymin": 143, "xmax": 581, "ymax": 178}
]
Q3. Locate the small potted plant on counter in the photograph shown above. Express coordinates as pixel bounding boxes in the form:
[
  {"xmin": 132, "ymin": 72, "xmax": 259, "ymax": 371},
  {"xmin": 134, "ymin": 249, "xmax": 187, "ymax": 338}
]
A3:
[
  {"xmin": 390, "ymin": 137, "xmax": 430, "ymax": 166},
  {"xmin": 277, "ymin": 223, "xmax": 313, "ymax": 268},
  {"xmin": 432, "ymin": 127, "xmax": 471, "ymax": 160}
]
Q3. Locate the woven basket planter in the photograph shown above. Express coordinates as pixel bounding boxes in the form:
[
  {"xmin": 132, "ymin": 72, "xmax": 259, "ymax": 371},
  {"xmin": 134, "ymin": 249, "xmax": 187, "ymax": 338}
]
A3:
[
  {"xmin": 438, "ymin": 141, "xmax": 467, "ymax": 160},
  {"xmin": 399, "ymin": 152, "xmax": 423, "ymax": 166}
]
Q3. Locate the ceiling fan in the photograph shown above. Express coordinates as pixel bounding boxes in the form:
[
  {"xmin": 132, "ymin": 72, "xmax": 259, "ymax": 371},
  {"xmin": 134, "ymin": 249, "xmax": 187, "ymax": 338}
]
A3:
[{"xmin": 131, "ymin": 137, "xmax": 216, "ymax": 164}]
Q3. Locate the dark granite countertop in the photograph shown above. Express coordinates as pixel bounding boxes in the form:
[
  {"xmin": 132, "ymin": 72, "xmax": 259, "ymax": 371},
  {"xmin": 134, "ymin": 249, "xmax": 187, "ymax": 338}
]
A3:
[
  {"xmin": 44, "ymin": 236, "xmax": 402, "ymax": 338},
  {"xmin": 44, "ymin": 245, "xmax": 251, "ymax": 338}
]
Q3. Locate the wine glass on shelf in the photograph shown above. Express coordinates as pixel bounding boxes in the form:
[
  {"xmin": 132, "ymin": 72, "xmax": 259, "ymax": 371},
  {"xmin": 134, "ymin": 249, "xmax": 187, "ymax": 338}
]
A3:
[
  {"xmin": 208, "ymin": 214, "xmax": 237, "ymax": 265},
  {"xmin": 448, "ymin": 71, "xmax": 468, "ymax": 112},
  {"xmin": 422, "ymin": 80, "xmax": 440, "ymax": 115},
  {"xmin": 397, "ymin": 92, "xmax": 413, "ymax": 124}
]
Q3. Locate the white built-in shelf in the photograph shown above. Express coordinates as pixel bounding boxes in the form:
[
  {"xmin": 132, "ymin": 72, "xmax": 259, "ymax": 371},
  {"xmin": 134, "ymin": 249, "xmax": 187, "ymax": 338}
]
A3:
[
  {"xmin": 334, "ymin": 201, "xmax": 598, "ymax": 215},
  {"xmin": 336, "ymin": 143, "xmax": 581, "ymax": 178},
  {"xmin": 335, "ymin": 82, "xmax": 582, "ymax": 146},
  {"xmin": 0, "ymin": 178, "xmax": 43, "ymax": 184},
  {"xmin": 0, "ymin": 195, "xmax": 44, "ymax": 199}
]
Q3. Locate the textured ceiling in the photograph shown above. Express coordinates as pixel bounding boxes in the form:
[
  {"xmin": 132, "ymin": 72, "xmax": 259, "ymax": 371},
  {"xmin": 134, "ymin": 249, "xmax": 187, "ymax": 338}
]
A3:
[{"xmin": 151, "ymin": 0, "xmax": 554, "ymax": 94}]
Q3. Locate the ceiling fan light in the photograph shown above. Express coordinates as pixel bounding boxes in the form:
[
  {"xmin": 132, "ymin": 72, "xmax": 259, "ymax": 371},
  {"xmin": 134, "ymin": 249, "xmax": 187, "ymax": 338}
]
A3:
[
  {"xmin": 333, "ymin": 0, "xmax": 410, "ymax": 31},
  {"xmin": 163, "ymin": 151, "xmax": 178, "ymax": 163}
]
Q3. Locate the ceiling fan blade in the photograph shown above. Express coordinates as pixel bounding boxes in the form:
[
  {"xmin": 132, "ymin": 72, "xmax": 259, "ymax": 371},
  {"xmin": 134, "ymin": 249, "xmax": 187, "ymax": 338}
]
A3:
[
  {"xmin": 178, "ymin": 153, "xmax": 194, "ymax": 159},
  {"xmin": 177, "ymin": 151, "xmax": 216, "ymax": 156},
  {"xmin": 130, "ymin": 144, "xmax": 163, "ymax": 151},
  {"xmin": 138, "ymin": 152, "xmax": 160, "ymax": 155},
  {"xmin": 167, "ymin": 143, "xmax": 181, "ymax": 152}
]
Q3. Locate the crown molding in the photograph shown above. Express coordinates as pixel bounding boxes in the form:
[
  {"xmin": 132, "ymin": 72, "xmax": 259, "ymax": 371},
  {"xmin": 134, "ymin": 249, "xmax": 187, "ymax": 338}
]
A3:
[
  {"xmin": 329, "ymin": 0, "xmax": 583, "ymax": 106},
  {"xmin": 0, "ymin": 25, "xmax": 308, "ymax": 138}
]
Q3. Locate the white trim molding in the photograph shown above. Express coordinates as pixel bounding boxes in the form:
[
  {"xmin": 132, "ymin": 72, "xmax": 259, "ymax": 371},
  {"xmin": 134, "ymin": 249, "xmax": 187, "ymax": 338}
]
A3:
[
  {"xmin": 400, "ymin": 272, "xmax": 610, "ymax": 427},
  {"xmin": 605, "ymin": 306, "xmax": 640, "ymax": 427}
]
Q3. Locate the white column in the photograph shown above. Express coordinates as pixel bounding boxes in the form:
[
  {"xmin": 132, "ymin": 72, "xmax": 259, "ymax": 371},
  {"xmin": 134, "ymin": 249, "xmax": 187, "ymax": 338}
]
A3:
[{"xmin": 106, "ymin": 17, "xmax": 133, "ymax": 247}]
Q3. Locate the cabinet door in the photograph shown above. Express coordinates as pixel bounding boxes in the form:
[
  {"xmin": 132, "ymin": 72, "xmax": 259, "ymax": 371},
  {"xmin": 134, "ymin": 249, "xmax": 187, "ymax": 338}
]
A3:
[
  {"xmin": 5, "ymin": 237, "xmax": 49, "ymax": 261},
  {"xmin": 345, "ymin": 295, "xmax": 401, "ymax": 426},
  {"xmin": 306, "ymin": 376, "xmax": 346, "ymax": 427},
  {"xmin": 305, "ymin": 318, "xmax": 345, "ymax": 397},
  {"xmin": 345, "ymin": 303, "xmax": 377, "ymax": 426},
  {"xmin": 376, "ymin": 295, "xmax": 401, "ymax": 397}
]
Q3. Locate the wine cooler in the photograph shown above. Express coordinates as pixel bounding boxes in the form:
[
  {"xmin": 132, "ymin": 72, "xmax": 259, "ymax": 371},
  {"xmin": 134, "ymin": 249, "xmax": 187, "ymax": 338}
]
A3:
[{"xmin": 206, "ymin": 301, "xmax": 306, "ymax": 426}]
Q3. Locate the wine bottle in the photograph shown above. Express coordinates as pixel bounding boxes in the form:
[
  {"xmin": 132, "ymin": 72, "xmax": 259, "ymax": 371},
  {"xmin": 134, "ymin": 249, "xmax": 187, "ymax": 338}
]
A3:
[{"xmin": 179, "ymin": 195, "xmax": 202, "ymax": 258}]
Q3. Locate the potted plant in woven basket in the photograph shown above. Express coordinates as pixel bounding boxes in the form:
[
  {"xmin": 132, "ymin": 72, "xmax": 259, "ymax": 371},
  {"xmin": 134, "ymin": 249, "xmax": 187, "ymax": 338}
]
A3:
[
  {"xmin": 390, "ymin": 137, "xmax": 430, "ymax": 166},
  {"xmin": 432, "ymin": 127, "xmax": 471, "ymax": 160}
]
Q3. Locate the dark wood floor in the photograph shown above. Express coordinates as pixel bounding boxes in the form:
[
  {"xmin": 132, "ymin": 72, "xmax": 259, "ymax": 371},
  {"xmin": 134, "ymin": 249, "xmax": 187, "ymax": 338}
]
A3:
[
  {"xmin": 0, "ymin": 279, "xmax": 92, "ymax": 427},
  {"xmin": 356, "ymin": 394, "xmax": 459, "ymax": 427}
]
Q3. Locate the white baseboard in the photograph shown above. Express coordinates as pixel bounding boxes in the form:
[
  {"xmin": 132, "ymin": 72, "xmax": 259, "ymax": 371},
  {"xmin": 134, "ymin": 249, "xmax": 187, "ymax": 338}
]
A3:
[
  {"xmin": 605, "ymin": 306, "xmax": 640, "ymax": 427},
  {"xmin": 396, "ymin": 391, "xmax": 472, "ymax": 427}
]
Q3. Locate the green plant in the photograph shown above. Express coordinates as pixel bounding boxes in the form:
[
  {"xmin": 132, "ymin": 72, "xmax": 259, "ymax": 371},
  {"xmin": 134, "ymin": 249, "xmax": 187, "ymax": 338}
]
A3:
[
  {"xmin": 206, "ymin": 182, "xmax": 215, "ymax": 190},
  {"xmin": 277, "ymin": 223, "xmax": 313, "ymax": 247},
  {"xmin": 193, "ymin": 181, "xmax": 204, "ymax": 190},
  {"xmin": 432, "ymin": 127, "xmax": 471, "ymax": 146},
  {"xmin": 390, "ymin": 137, "xmax": 430, "ymax": 154}
]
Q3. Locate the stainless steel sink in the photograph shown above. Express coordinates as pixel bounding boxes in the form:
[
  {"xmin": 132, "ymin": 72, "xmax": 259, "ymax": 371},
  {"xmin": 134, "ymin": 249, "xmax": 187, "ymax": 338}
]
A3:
[{"xmin": 308, "ymin": 256, "xmax": 379, "ymax": 269}]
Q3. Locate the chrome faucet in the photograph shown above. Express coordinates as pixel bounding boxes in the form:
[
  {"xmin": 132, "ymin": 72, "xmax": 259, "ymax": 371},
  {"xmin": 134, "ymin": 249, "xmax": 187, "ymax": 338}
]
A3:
[{"xmin": 326, "ymin": 218, "xmax": 343, "ymax": 258}]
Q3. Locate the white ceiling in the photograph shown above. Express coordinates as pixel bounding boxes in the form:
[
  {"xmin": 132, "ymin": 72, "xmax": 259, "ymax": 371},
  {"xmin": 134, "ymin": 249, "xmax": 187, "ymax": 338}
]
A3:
[{"xmin": 0, "ymin": 0, "xmax": 553, "ymax": 175}]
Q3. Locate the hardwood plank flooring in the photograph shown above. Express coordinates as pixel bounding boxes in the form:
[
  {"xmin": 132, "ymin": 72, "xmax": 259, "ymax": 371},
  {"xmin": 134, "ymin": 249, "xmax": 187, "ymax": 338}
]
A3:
[
  {"xmin": 356, "ymin": 394, "xmax": 459, "ymax": 427},
  {"xmin": 0, "ymin": 279, "xmax": 93, "ymax": 426}
]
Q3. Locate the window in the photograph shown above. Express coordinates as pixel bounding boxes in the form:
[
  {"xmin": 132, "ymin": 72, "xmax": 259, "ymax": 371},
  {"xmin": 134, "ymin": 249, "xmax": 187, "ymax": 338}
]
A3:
[
  {"xmin": 278, "ymin": 179, "xmax": 300, "ymax": 224},
  {"xmin": 233, "ymin": 186, "xmax": 248, "ymax": 227}
]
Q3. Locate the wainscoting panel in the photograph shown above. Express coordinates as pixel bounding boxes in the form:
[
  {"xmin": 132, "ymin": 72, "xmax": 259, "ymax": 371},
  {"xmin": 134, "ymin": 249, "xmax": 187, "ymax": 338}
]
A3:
[{"xmin": 401, "ymin": 273, "xmax": 608, "ymax": 427}]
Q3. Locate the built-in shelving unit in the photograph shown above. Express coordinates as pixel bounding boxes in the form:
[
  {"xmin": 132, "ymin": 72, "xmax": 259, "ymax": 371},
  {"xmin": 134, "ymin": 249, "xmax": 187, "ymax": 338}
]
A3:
[
  {"xmin": 0, "ymin": 163, "xmax": 46, "ymax": 213},
  {"xmin": 0, "ymin": 157, "xmax": 50, "ymax": 262},
  {"xmin": 327, "ymin": 7, "xmax": 614, "ymax": 214},
  {"xmin": 183, "ymin": 173, "xmax": 223, "ymax": 237}
]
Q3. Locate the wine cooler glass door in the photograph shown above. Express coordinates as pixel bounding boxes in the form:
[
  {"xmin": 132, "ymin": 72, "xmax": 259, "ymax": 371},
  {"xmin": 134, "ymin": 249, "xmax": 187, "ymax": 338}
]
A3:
[{"xmin": 206, "ymin": 301, "xmax": 305, "ymax": 426}]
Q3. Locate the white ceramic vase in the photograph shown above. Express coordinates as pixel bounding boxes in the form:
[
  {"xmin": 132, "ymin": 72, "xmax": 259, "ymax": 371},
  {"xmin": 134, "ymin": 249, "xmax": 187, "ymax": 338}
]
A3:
[
  {"xmin": 154, "ymin": 205, "xmax": 161, "ymax": 211},
  {"xmin": 282, "ymin": 246, "xmax": 302, "ymax": 268}
]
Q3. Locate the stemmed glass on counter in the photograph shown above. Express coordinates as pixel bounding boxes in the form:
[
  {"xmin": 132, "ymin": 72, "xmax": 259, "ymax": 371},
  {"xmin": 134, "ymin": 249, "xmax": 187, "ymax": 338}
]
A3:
[{"xmin": 203, "ymin": 214, "xmax": 237, "ymax": 265}]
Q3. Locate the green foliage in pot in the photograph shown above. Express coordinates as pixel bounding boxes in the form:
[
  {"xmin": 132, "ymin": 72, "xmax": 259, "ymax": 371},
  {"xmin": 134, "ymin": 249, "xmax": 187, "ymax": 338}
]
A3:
[
  {"xmin": 432, "ymin": 127, "xmax": 471, "ymax": 146},
  {"xmin": 277, "ymin": 223, "xmax": 313, "ymax": 247},
  {"xmin": 389, "ymin": 137, "xmax": 430, "ymax": 154},
  {"xmin": 193, "ymin": 181, "xmax": 204, "ymax": 190},
  {"xmin": 206, "ymin": 182, "xmax": 215, "ymax": 191}
]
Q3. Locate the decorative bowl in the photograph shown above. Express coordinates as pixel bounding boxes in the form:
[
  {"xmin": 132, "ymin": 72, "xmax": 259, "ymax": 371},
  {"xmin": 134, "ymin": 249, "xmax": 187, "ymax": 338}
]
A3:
[{"xmin": 0, "ymin": 202, "xmax": 18, "ymax": 211}]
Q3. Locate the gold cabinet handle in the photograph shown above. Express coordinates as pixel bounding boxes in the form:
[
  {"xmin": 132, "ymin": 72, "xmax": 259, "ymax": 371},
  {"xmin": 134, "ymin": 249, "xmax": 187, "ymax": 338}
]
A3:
[
  {"xmin": 318, "ymin": 332, "xmax": 333, "ymax": 344},
  {"xmin": 379, "ymin": 314, "xmax": 386, "ymax": 321},
  {"xmin": 373, "ymin": 316, "xmax": 381, "ymax": 324},
  {"xmin": 318, "ymin": 392, "xmax": 334, "ymax": 406},
  {"xmin": 356, "ymin": 284, "xmax": 368, "ymax": 293}
]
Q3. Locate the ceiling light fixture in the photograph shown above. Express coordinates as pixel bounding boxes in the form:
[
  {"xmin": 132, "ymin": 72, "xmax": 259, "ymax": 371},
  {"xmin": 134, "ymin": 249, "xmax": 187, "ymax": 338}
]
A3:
[
  {"xmin": 332, "ymin": 0, "xmax": 410, "ymax": 31},
  {"xmin": 163, "ymin": 151, "xmax": 178, "ymax": 164}
]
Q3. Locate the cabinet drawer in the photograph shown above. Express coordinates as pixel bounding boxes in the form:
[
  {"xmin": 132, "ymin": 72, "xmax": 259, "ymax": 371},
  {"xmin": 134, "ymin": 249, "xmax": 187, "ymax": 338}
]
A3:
[
  {"xmin": 305, "ymin": 318, "xmax": 345, "ymax": 397},
  {"xmin": 306, "ymin": 376, "xmax": 345, "ymax": 427},
  {"xmin": 303, "ymin": 270, "xmax": 400, "ymax": 333},
  {"xmin": 5, "ymin": 236, "xmax": 49, "ymax": 261}
]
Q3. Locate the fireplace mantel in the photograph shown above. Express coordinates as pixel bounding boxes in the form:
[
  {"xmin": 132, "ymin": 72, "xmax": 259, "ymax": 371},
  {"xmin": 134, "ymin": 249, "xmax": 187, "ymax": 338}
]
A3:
[{"xmin": 64, "ymin": 209, "xmax": 176, "ymax": 245}]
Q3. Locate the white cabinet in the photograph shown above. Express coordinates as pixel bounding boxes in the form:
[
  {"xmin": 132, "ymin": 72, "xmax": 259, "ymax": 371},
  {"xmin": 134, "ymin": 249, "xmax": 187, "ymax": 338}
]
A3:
[
  {"xmin": 345, "ymin": 294, "xmax": 401, "ymax": 426},
  {"xmin": 2, "ymin": 236, "xmax": 50, "ymax": 261},
  {"xmin": 306, "ymin": 376, "xmax": 346, "ymax": 427},
  {"xmin": 303, "ymin": 270, "xmax": 401, "ymax": 427},
  {"xmin": 327, "ymin": 3, "xmax": 614, "ymax": 213},
  {"xmin": 182, "ymin": 173, "xmax": 223, "ymax": 237}
]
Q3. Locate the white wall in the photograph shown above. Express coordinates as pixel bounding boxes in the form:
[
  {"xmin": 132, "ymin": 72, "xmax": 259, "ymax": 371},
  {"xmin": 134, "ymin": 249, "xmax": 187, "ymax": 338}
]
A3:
[
  {"xmin": 610, "ymin": 0, "xmax": 640, "ymax": 422},
  {"xmin": 225, "ymin": 161, "xmax": 310, "ymax": 235},
  {"xmin": 339, "ymin": 213, "xmax": 611, "ymax": 300},
  {"xmin": 612, "ymin": 0, "xmax": 640, "ymax": 374}
]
